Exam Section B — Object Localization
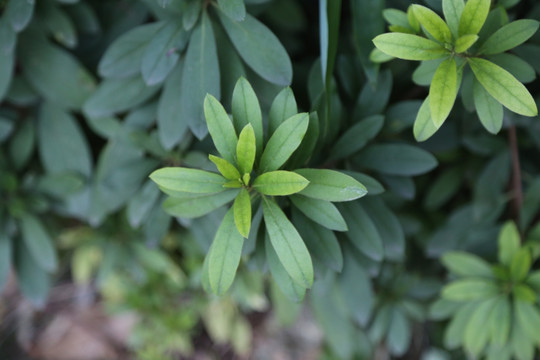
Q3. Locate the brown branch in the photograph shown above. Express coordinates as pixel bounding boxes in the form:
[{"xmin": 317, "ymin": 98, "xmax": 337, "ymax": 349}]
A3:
[{"xmin": 508, "ymin": 125, "xmax": 523, "ymax": 225}]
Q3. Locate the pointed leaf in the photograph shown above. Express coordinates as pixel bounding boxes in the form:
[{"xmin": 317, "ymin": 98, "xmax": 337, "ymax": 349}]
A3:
[
  {"xmin": 295, "ymin": 168, "xmax": 367, "ymax": 202},
  {"xmin": 454, "ymin": 34, "xmax": 478, "ymax": 53},
  {"xmin": 163, "ymin": 189, "xmax": 239, "ymax": 218},
  {"xmin": 290, "ymin": 195, "xmax": 347, "ymax": 231},
  {"xmin": 414, "ymin": 96, "xmax": 439, "ymax": 141},
  {"xmin": 150, "ymin": 167, "xmax": 227, "ymax": 194},
  {"xmin": 209, "ymin": 155, "xmax": 241, "ymax": 180},
  {"xmin": 443, "ymin": 0, "xmax": 464, "ymax": 38},
  {"xmin": 253, "ymin": 171, "xmax": 309, "ymax": 196},
  {"xmin": 233, "ymin": 188, "xmax": 251, "ymax": 238},
  {"xmin": 458, "ymin": 0, "xmax": 490, "ymax": 36},
  {"xmin": 441, "ymin": 279, "xmax": 499, "ymax": 301},
  {"xmin": 372, "ymin": 33, "xmax": 448, "ymax": 61},
  {"xmin": 480, "ymin": 19, "xmax": 539, "ymax": 55},
  {"xmin": 157, "ymin": 63, "xmax": 188, "ymax": 149},
  {"xmin": 464, "ymin": 297, "xmax": 498, "ymax": 356},
  {"xmin": 429, "ymin": 57, "xmax": 457, "ymax": 127},
  {"xmin": 268, "ymin": 87, "xmax": 298, "ymax": 136},
  {"xmin": 442, "ymin": 251, "xmax": 494, "ymax": 278},
  {"xmin": 328, "ymin": 115, "xmax": 384, "ymax": 161},
  {"xmin": 20, "ymin": 215, "xmax": 58, "ymax": 272},
  {"xmin": 204, "ymin": 94, "xmax": 238, "ymax": 163},
  {"xmin": 510, "ymin": 248, "xmax": 531, "ymax": 282},
  {"xmin": 236, "ymin": 124, "xmax": 256, "ymax": 175},
  {"xmin": 412, "ymin": 5, "xmax": 452, "ymax": 43},
  {"xmin": 473, "ymin": 78, "xmax": 503, "ymax": 134},
  {"xmin": 498, "ymin": 221, "xmax": 520, "ymax": 266},
  {"xmin": 231, "ymin": 78, "xmax": 263, "ymax": 156}
]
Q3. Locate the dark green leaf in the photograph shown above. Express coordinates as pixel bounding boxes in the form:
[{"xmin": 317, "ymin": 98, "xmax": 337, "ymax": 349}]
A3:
[
  {"xmin": 4, "ymin": 0, "xmax": 35, "ymax": 32},
  {"xmin": 473, "ymin": 78, "xmax": 503, "ymax": 134},
  {"xmin": 442, "ymin": 251, "xmax": 494, "ymax": 278},
  {"xmin": 290, "ymin": 195, "xmax": 347, "ymax": 231},
  {"xmin": 127, "ymin": 180, "xmax": 161, "ymax": 227},
  {"xmin": 328, "ymin": 115, "xmax": 384, "ymax": 161},
  {"xmin": 387, "ymin": 309, "xmax": 411, "ymax": 356},
  {"xmin": 15, "ymin": 242, "xmax": 50, "ymax": 307},
  {"xmin": 20, "ymin": 215, "xmax": 58, "ymax": 272},
  {"xmin": 479, "ymin": 20, "xmax": 539, "ymax": 55},
  {"xmin": 218, "ymin": 0, "xmax": 246, "ymax": 21},
  {"xmin": 41, "ymin": 4, "xmax": 77, "ymax": 48},
  {"xmin": 9, "ymin": 119, "xmax": 35, "ymax": 171},
  {"xmin": 0, "ymin": 233, "xmax": 12, "ymax": 290}
]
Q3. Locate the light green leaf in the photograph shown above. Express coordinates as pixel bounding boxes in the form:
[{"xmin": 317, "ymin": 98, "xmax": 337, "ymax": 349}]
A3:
[
  {"xmin": 490, "ymin": 297, "xmax": 511, "ymax": 346},
  {"xmin": 443, "ymin": 0, "xmax": 464, "ymax": 39},
  {"xmin": 218, "ymin": 0, "xmax": 246, "ymax": 21},
  {"xmin": 473, "ymin": 78, "xmax": 503, "ymax": 134},
  {"xmin": 430, "ymin": 57, "xmax": 457, "ymax": 127},
  {"xmin": 290, "ymin": 195, "xmax": 347, "ymax": 231},
  {"xmin": 414, "ymin": 96, "xmax": 439, "ymax": 142},
  {"xmin": 236, "ymin": 124, "xmax": 256, "ymax": 175},
  {"xmin": 444, "ymin": 302, "xmax": 477, "ymax": 349},
  {"xmin": 259, "ymin": 113, "xmax": 309, "ymax": 172},
  {"xmin": 513, "ymin": 284, "xmax": 537, "ymax": 303},
  {"xmin": 372, "ymin": 33, "xmax": 448, "ymax": 61},
  {"xmin": 20, "ymin": 215, "xmax": 58, "ymax": 272},
  {"xmin": 498, "ymin": 221, "xmax": 520, "ymax": 266},
  {"xmin": 207, "ymin": 208, "xmax": 244, "ymax": 295},
  {"xmin": 233, "ymin": 188, "xmax": 251, "ymax": 238},
  {"xmin": 263, "ymin": 198, "xmax": 313, "ymax": 288},
  {"xmin": 231, "ymin": 78, "xmax": 263, "ymax": 156},
  {"xmin": 442, "ymin": 251, "xmax": 494, "ymax": 278},
  {"xmin": 412, "ymin": 5, "xmax": 452, "ymax": 43},
  {"xmin": 469, "ymin": 57, "xmax": 537, "ymax": 116},
  {"xmin": 464, "ymin": 297, "xmax": 499, "ymax": 356},
  {"xmin": 479, "ymin": 19, "xmax": 539, "ymax": 55},
  {"xmin": 253, "ymin": 171, "xmax": 309, "ymax": 196},
  {"xmin": 268, "ymin": 87, "xmax": 298, "ymax": 136},
  {"xmin": 150, "ymin": 167, "xmax": 227, "ymax": 194},
  {"xmin": 441, "ymin": 279, "xmax": 499, "ymax": 301},
  {"xmin": 413, "ymin": 59, "xmax": 444, "ymax": 86},
  {"xmin": 295, "ymin": 168, "xmax": 367, "ymax": 202},
  {"xmin": 217, "ymin": 11, "xmax": 292, "ymax": 86},
  {"xmin": 204, "ymin": 94, "xmax": 238, "ymax": 164},
  {"xmin": 514, "ymin": 300, "xmax": 540, "ymax": 346},
  {"xmin": 209, "ymin": 155, "xmax": 241, "ymax": 181},
  {"xmin": 383, "ymin": 8, "xmax": 410, "ymax": 28},
  {"xmin": 163, "ymin": 190, "xmax": 239, "ymax": 218},
  {"xmin": 510, "ymin": 248, "xmax": 531, "ymax": 282},
  {"xmin": 454, "ymin": 34, "xmax": 478, "ymax": 53},
  {"xmin": 458, "ymin": 0, "xmax": 490, "ymax": 36}
]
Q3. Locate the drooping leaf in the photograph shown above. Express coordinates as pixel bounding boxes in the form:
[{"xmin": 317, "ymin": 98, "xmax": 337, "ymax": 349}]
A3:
[
  {"xmin": 231, "ymin": 78, "xmax": 263, "ymax": 156},
  {"xmin": 163, "ymin": 189, "xmax": 239, "ymax": 218},
  {"xmin": 204, "ymin": 94, "xmax": 238, "ymax": 164},
  {"xmin": 429, "ymin": 57, "xmax": 457, "ymax": 127},
  {"xmin": 372, "ymin": 33, "xmax": 448, "ymax": 61},
  {"xmin": 19, "ymin": 215, "xmax": 58, "ymax": 272},
  {"xmin": 252, "ymin": 171, "xmax": 309, "ymax": 196},
  {"xmin": 290, "ymin": 195, "xmax": 347, "ymax": 231},
  {"xmin": 150, "ymin": 167, "xmax": 227, "ymax": 194},
  {"xmin": 479, "ymin": 19, "xmax": 539, "ymax": 55},
  {"xmin": 263, "ymin": 198, "xmax": 313, "ymax": 288},
  {"xmin": 233, "ymin": 188, "xmax": 251, "ymax": 238},
  {"xmin": 295, "ymin": 169, "xmax": 367, "ymax": 202},
  {"xmin": 473, "ymin": 78, "xmax": 503, "ymax": 134},
  {"xmin": 458, "ymin": 0, "xmax": 490, "ymax": 36}
]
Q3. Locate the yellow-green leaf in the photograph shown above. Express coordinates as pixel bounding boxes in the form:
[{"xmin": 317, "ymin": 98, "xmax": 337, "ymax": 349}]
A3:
[
  {"xmin": 458, "ymin": 0, "xmax": 490, "ymax": 36},
  {"xmin": 412, "ymin": 5, "xmax": 452, "ymax": 43},
  {"xmin": 209, "ymin": 154, "xmax": 241, "ymax": 181},
  {"xmin": 372, "ymin": 33, "xmax": 449, "ymax": 61},
  {"xmin": 253, "ymin": 171, "xmax": 309, "ymax": 196},
  {"xmin": 454, "ymin": 34, "xmax": 478, "ymax": 53},
  {"xmin": 236, "ymin": 124, "xmax": 256, "ymax": 175},
  {"xmin": 233, "ymin": 188, "xmax": 251, "ymax": 238},
  {"xmin": 429, "ymin": 57, "xmax": 457, "ymax": 127}
]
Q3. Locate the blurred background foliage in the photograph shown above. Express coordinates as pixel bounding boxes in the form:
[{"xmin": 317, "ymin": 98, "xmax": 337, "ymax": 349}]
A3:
[{"xmin": 1, "ymin": 0, "xmax": 540, "ymax": 359}]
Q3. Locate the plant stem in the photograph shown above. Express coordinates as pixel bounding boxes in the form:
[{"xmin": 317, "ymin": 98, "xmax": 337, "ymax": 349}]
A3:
[{"xmin": 508, "ymin": 125, "xmax": 523, "ymax": 225}]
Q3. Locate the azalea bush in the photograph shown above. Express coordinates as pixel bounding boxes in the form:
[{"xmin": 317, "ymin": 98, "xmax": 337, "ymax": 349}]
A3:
[{"xmin": 1, "ymin": 0, "xmax": 540, "ymax": 359}]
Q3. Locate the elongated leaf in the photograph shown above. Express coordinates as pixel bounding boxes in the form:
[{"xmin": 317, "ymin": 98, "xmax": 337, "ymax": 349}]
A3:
[
  {"xmin": 290, "ymin": 195, "xmax": 347, "ymax": 231},
  {"xmin": 15, "ymin": 242, "xmax": 50, "ymax": 308},
  {"xmin": 510, "ymin": 248, "xmax": 531, "ymax": 282},
  {"xmin": 387, "ymin": 309, "xmax": 411, "ymax": 356},
  {"xmin": 259, "ymin": 113, "xmax": 309, "ymax": 172},
  {"xmin": 0, "ymin": 234, "xmax": 12, "ymax": 290},
  {"xmin": 209, "ymin": 155, "xmax": 241, "ymax": 180},
  {"xmin": 412, "ymin": 5, "xmax": 452, "ymax": 43},
  {"xmin": 268, "ymin": 87, "xmax": 298, "ymax": 136},
  {"xmin": 233, "ymin": 188, "xmax": 251, "ymax": 237},
  {"xmin": 469, "ymin": 57, "xmax": 537, "ymax": 116},
  {"xmin": 458, "ymin": 0, "xmax": 490, "ymax": 36},
  {"xmin": 515, "ymin": 300, "xmax": 540, "ymax": 345},
  {"xmin": 354, "ymin": 144, "xmax": 438, "ymax": 176},
  {"xmin": 236, "ymin": 124, "xmax": 256, "ymax": 175},
  {"xmin": 41, "ymin": 4, "xmax": 77, "ymax": 48},
  {"xmin": 218, "ymin": 11, "xmax": 292, "ymax": 86},
  {"xmin": 141, "ymin": 21, "xmax": 188, "ymax": 85},
  {"xmin": 150, "ymin": 167, "xmax": 227, "ymax": 194},
  {"xmin": 253, "ymin": 171, "xmax": 309, "ymax": 196},
  {"xmin": 204, "ymin": 94, "xmax": 238, "ymax": 164},
  {"xmin": 464, "ymin": 297, "xmax": 498, "ymax": 356},
  {"xmin": 414, "ymin": 96, "xmax": 438, "ymax": 141},
  {"xmin": 163, "ymin": 189, "xmax": 239, "ymax": 218},
  {"xmin": 454, "ymin": 34, "xmax": 478, "ymax": 53},
  {"xmin": 4, "ymin": 0, "xmax": 34, "ymax": 32},
  {"xmin": 295, "ymin": 168, "xmax": 367, "ymax": 202},
  {"xmin": 442, "ymin": 251, "xmax": 494, "ymax": 278},
  {"xmin": 231, "ymin": 78, "xmax": 263, "ymax": 156},
  {"xmin": 98, "ymin": 22, "xmax": 163, "ymax": 78},
  {"xmin": 490, "ymin": 297, "xmax": 510, "ymax": 345},
  {"xmin": 443, "ymin": 0, "xmax": 464, "ymax": 38},
  {"xmin": 473, "ymin": 78, "xmax": 503, "ymax": 134},
  {"xmin": 127, "ymin": 180, "xmax": 161, "ymax": 227},
  {"xmin": 372, "ymin": 33, "xmax": 448, "ymax": 60},
  {"xmin": 207, "ymin": 209, "xmax": 244, "ymax": 295},
  {"xmin": 218, "ymin": 0, "xmax": 246, "ymax": 21},
  {"xmin": 441, "ymin": 279, "xmax": 499, "ymax": 301},
  {"xmin": 488, "ymin": 53, "xmax": 536, "ymax": 84},
  {"xmin": 480, "ymin": 20, "xmax": 539, "ymax": 55},
  {"xmin": 20, "ymin": 215, "xmax": 58, "ymax": 272},
  {"xmin": 444, "ymin": 302, "xmax": 477, "ymax": 349},
  {"xmin": 263, "ymin": 198, "xmax": 313, "ymax": 288},
  {"xmin": 182, "ymin": 11, "xmax": 220, "ymax": 139},
  {"xmin": 328, "ymin": 115, "xmax": 384, "ymax": 161},
  {"xmin": 498, "ymin": 221, "xmax": 520, "ymax": 266},
  {"xmin": 429, "ymin": 57, "xmax": 457, "ymax": 127},
  {"xmin": 0, "ymin": 50, "xmax": 14, "ymax": 102}
]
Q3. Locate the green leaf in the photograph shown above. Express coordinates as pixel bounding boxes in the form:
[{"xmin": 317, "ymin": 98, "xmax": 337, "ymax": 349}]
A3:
[
  {"xmin": 218, "ymin": 0, "xmax": 246, "ymax": 21},
  {"xmin": 442, "ymin": 0, "xmax": 464, "ymax": 39},
  {"xmin": 217, "ymin": 11, "xmax": 292, "ymax": 86},
  {"xmin": 441, "ymin": 279, "xmax": 499, "ymax": 301},
  {"xmin": 0, "ymin": 233, "xmax": 12, "ymax": 290},
  {"xmin": 231, "ymin": 78, "xmax": 263, "ymax": 156},
  {"xmin": 182, "ymin": 11, "xmax": 220, "ymax": 139},
  {"xmin": 163, "ymin": 190, "xmax": 239, "ymax": 218},
  {"xmin": 479, "ymin": 19, "xmax": 539, "ymax": 55},
  {"xmin": 428, "ymin": 298, "xmax": 460, "ymax": 320},
  {"xmin": 98, "ymin": 22, "xmax": 163, "ymax": 78},
  {"xmin": 15, "ymin": 242, "xmax": 50, "ymax": 307},
  {"xmin": 263, "ymin": 198, "xmax": 313, "ymax": 288},
  {"xmin": 233, "ymin": 188, "xmax": 251, "ymax": 238},
  {"xmin": 444, "ymin": 302, "xmax": 477, "ymax": 349},
  {"xmin": 265, "ymin": 234, "xmax": 306, "ymax": 302},
  {"xmin": 526, "ymin": 271, "xmax": 540, "ymax": 291},
  {"xmin": 412, "ymin": 5, "xmax": 452, "ymax": 43},
  {"xmin": 463, "ymin": 297, "xmax": 498, "ymax": 356},
  {"xmin": 387, "ymin": 309, "xmax": 411, "ymax": 356},
  {"xmin": 4, "ymin": 0, "xmax": 34, "ymax": 32},
  {"xmin": 295, "ymin": 169, "xmax": 367, "ymax": 202},
  {"xmin": 41, "ymin": 4, "xmax": 77, "ymax": 48},
  {"xmin": 441, "ymin": 251, "xmax": 494, "ymax": 278},
  {"xmin": 424, "ymin": 166, "xmax": 464, "ymax": 209},
  {"xmin": 0, "ymin": 48, "xmax": 14, "ymax": 102},
  {"xmin": 372, "ymin": 33, "xmax": 448, "ymax": 60},
  {"xmin": 204, "ymin": 94, "xmax": 238, "ymax": 164},
  {"xmin": 513, "ymin": 284, "xmax": 537, "ymax": 303},
  {"xmin": 207, "ymin": 208, "xmax": 244, "ymax": 295},
  {"xmin": 253, "ymin": 171, "xmax": 309, "ymax": 196},
  {"xmin": 414, "ymin": 96, "xmax": 439, "ymax": 142},
  {"xmin": 9, "ymin": 119, "xmax": 34, "ymax": 171},
  {"xmin": 413, "ymin": 59, "xmax": 444, "ymax": 86},
  {"xmin": 473, "ymin": 78, "xmax": 503, "ymax": 134},
  {"xmin": 458, "ymin": 0, "xmax": 490, "ymax": 36},
  {"xmin": 268, "ymin": 87, "xmax": 298, "ymax": 136},
  {"xmin": 338, "ymin": 250, "xmax": 373, "ymax": 325},
  {"xmin": 83, "ymin": 77, "xmax": 159, "ymax": 118},
  {"xmin": 354, "ymin": 144, "xmax": 438, "ymax": 176},
  {"xmin": 20, "ymin": 215, "xmax": 58, "ymax": 272},
  {"xmin": 498, "ymin": 221, "xmax": 520, "ymax": 266},
  {"xmin": 38, "ymin": 103, "xmax": 92, "ymax": 177},
  {"xmin": 236, "ymin": 124, "xmax": 256, "ymax": 175},
  {"xmin": 127, "ymin": 180, "xmax": 161, "ymax": 227},
  {"xmin": 320, "ymin": 0, "xmax": 341, "ymax": 91},
  {"xmin": 259, "ymin": 113, "xmax": 309, "ymax": 172},
  {"xmin": 510, "ymin": 248, "xmax": 531, "ymax": 282},
  {"xmin": 454, "ymin": 34, "xmax": 478, "ymax": 53},
  {"xmin": 383, "ymin": 8, "xmax": 410, "ymax": 28},
  {"xmin": 328, "ymin": 115, "xmax": 384, "ymax": 161},
  {"xmin": 487, "ymin": 53, "xmax": 536, "ymax": 84},
  {"xmin": 514, "ymin": 300, "xmax": 540, "ymax": 346},
  {"xmin": 150, "ymin": 167, "xmax": 227, "ymax": 194},
  {"xmin": 141, "ymin": 21, "xmax": 188, "ymax": 85},
  {"xmin": 290, "ymin": 195, "xmax": 347, "ymax": 231},
  {"xmin": 292, "ymin": 209, "xmax": 343, "ymax": 272},
  {"xmin": 183, "ymin": 0, "xmax": 201, "ymax": 30},
  {"xmin": 209, "ymin": 155, "xmax": 241, "ymax": 181},
  {"xmin": 490, "ymin": 297, "xmax": 511, "ymax": 346},
  {"xmin": 429, "ymin": 57, "xmax": 457, "ymax": 127}
]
